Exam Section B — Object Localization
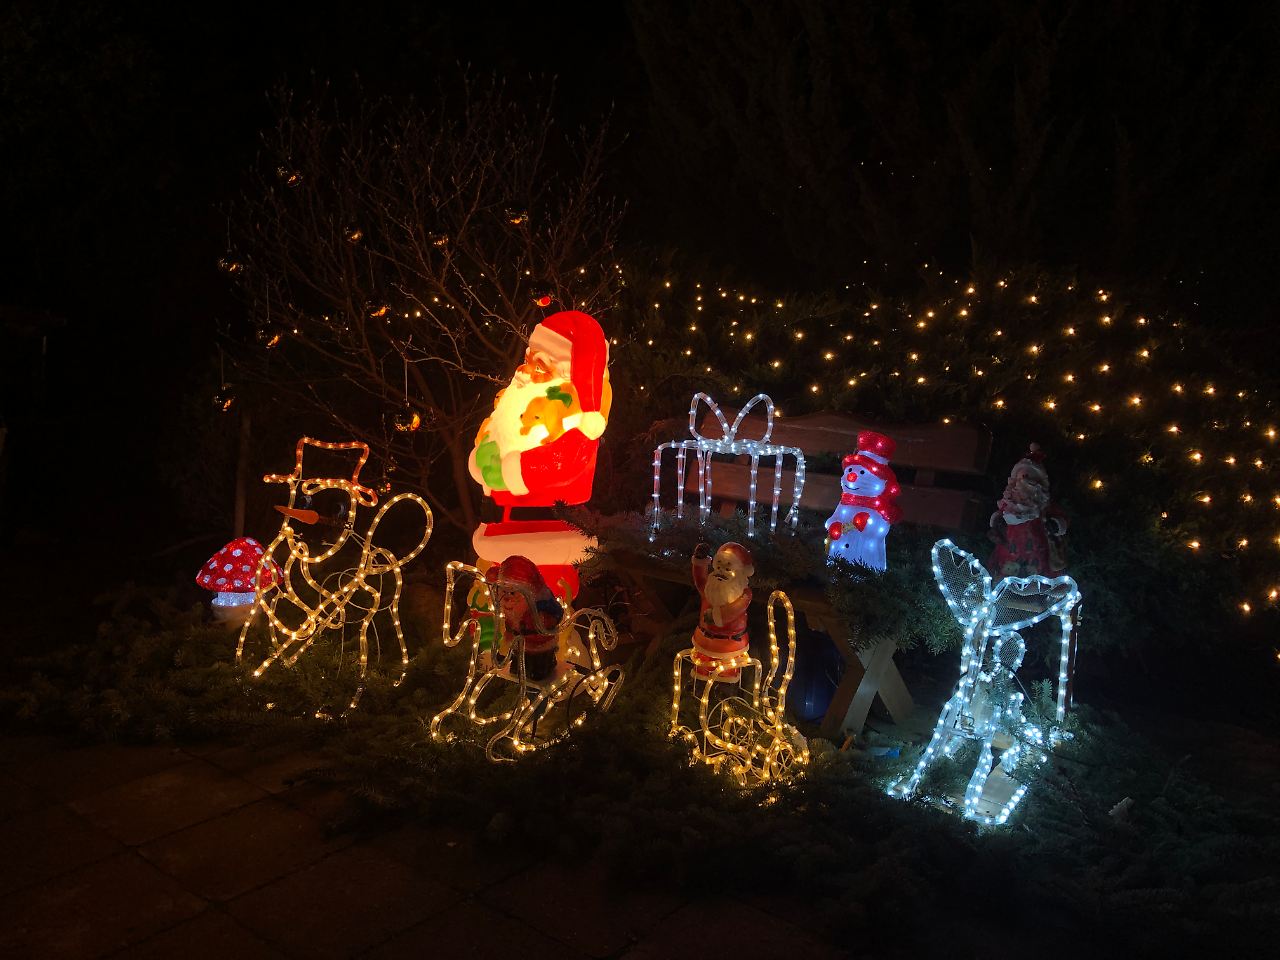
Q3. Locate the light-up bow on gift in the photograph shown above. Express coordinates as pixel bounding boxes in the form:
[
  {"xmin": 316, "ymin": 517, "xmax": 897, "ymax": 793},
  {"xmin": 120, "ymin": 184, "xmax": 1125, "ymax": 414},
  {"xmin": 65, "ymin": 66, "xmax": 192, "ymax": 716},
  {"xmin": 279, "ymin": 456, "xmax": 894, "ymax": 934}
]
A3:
[
  {"xmin": 890, "ymin": 539, "xmax": 1081, "ymax": 826},
  {"xmin": 650, "ymin": 393, "xmax": 807, "ymax": 540}
]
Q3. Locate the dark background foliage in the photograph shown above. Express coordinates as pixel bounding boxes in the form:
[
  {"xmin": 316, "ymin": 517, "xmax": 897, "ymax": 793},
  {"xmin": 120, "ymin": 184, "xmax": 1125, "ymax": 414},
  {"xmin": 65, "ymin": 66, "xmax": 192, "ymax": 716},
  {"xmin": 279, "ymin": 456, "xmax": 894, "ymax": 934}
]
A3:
[{"xmin": 629, "ymin": 0, "xmax": 1280, "ymax": 321}]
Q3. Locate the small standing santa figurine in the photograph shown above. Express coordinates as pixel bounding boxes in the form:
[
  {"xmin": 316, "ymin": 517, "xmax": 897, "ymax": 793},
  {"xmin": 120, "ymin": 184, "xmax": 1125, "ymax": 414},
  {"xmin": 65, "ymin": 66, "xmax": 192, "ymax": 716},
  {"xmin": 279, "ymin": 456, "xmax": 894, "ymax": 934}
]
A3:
[
  {"xmin": 691, "ymin": 542, "xmax": 755, "ymax": 682},
  {"xmin": 486, "ymin": 555, "xmax": 565, "ymax": 682},
  {"xmin": 824, "ymin": 431, "xmax": 902, "ymax": 572},
  {"xmin": 468, "ymin": 310, "xmax": 612, "ymax": 600},
  {"xmin": 988, "ymin": 443, "xmax": 1069, "ymax": 578}
]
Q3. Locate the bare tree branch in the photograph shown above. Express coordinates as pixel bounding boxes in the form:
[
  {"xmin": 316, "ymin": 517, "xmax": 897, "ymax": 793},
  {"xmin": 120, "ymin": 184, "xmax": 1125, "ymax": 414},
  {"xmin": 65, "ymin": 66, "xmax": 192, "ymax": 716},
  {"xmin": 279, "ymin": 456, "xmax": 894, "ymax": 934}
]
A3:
[{"xmin": 226, "ymin": 77, "xmax": 623, "ymax": 533}]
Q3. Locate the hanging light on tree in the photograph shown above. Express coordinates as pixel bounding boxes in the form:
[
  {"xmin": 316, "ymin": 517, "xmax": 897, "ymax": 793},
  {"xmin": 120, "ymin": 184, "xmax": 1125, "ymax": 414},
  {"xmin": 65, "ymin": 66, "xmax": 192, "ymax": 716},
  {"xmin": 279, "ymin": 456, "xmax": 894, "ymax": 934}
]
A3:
[
  {"xmin": 392, "ymin": 409, "xmax": 421, "ymax": 433},
  {"xmin": 213, "ymin": 345, "xmax": 236, "ymax": 412},
  {"xmin": 391, "ymin": 356, "xmax": 422, "ymax": 432},
  {"xmin": 255, "ymin": 325, "xmax": 283, "ymax": 349}
]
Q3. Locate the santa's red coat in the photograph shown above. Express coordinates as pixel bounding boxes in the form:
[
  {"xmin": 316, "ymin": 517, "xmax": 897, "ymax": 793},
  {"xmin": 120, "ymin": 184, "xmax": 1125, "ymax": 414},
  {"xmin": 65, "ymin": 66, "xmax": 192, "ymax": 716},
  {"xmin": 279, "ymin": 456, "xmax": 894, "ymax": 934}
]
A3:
[
  {"xmin": 691, "ymin": 554, "xmax": 752, "ymax": 679},
  {"xmin": 989, "ymin": 503, "xmax": 1068, "ymax": 578},
  {"xmin": 492, "ymin": 428, "xmax": 600, "ymax": 508}
]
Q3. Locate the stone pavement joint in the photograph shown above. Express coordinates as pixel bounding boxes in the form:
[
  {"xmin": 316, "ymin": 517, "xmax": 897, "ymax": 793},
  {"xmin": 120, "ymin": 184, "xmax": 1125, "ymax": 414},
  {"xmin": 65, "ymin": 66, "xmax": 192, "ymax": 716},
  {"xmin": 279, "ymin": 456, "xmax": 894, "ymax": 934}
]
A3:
[
  {"xmin": 109, "ymin": 906, "xmax": 286, "ymax": 959},
  {"xmin": 227, "ymin": 843, "xmax": 462, "ymax": 958},
  {"xmin": 0, "ymin": 804, "xmax": 123, "ymax": 898},
  {"xmin": 70, "ymin": 758, "xmax": 268, "ymax": 847},
  {"xmin": 0, "ymin": 852, "xmax": 206, "ymax": 958},
  {"xmin": 138, "ymin": 796, "xmax": 356, "ymax": 901}
]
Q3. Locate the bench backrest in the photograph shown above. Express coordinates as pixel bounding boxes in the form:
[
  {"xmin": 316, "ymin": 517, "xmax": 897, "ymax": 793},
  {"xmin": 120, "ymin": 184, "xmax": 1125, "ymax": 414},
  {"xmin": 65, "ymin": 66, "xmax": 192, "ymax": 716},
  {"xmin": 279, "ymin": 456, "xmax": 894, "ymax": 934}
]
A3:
[{"xmin": 683, "ymin": 407, "xmax": 992, "ymax": 531}]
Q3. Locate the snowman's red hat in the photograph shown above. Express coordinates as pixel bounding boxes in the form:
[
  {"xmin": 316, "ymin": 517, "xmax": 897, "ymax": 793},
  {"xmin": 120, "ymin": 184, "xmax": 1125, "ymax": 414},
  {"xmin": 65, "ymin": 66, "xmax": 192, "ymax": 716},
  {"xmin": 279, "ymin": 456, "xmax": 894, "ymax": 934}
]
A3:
[
  {"xmin": 842, "ymin": 431, "xmax": 900, "ymax": 490},
  {"xmin": 852, "ymin": 430, "xmax": 895, "ymax": 464}
]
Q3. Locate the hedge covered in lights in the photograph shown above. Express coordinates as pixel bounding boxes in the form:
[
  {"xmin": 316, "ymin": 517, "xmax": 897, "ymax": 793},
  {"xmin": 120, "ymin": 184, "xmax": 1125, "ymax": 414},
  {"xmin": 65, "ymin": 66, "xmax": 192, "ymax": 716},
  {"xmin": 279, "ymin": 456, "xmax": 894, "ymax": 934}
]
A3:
[{"xmin": 595, "ymin": 263, "xmax": 1275, "ymax": 655}]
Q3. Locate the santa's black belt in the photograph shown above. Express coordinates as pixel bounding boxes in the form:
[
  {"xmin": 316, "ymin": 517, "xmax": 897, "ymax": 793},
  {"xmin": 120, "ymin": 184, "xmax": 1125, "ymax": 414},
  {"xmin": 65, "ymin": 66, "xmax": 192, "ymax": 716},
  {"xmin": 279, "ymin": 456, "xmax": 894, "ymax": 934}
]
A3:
[
  {"xmin": 498, "ymin": 505, "xmax": 559, "ymax": 522},
  {"xmin": 698, "ymin": 626, "xmax": 748, "ymax": 641}
]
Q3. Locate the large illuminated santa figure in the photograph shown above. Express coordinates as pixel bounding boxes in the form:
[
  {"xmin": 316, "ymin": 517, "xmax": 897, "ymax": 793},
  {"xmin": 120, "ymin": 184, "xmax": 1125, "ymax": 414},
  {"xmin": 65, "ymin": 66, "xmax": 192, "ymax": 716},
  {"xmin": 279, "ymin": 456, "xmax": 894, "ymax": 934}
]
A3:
[{"xmin": 468, "ymin": 310, "xmax": 612, "ymax": 600}]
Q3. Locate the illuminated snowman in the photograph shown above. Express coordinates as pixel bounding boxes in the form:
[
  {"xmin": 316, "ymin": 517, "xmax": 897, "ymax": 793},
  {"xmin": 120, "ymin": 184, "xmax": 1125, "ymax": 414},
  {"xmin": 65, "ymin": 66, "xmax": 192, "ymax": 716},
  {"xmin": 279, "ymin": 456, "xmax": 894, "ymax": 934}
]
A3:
[{"xmin": 824, "ymin": 431, "xmax": 902, "ymax": 572}]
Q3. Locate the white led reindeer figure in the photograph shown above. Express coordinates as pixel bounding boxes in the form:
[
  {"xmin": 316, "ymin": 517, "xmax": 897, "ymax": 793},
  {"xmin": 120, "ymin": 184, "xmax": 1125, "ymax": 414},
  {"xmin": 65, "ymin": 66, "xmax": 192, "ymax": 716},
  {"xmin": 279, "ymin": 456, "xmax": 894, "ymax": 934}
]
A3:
[
  {"xmin": 669, "ymin": 590, "xmax": 809, "ymax": 785},
  {"xmin": 430, "ymin": 558, "xmax": 624, "ymax": 761},
  {"xmin": 236, "ymin": 437, "xmax": 433, "ymax": 713},
  {"xmin": 891, "ymin": 540, "xmax": 1080, "ymax": 825}
]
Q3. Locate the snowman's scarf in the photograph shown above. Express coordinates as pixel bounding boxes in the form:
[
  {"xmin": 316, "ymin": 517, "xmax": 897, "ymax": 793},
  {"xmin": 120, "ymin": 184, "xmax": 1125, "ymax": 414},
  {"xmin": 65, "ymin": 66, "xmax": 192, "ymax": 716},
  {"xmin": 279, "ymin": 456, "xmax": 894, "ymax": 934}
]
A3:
[{"xmin": 839, "ymin": 492, "xmax": 902, "ymax": 525}]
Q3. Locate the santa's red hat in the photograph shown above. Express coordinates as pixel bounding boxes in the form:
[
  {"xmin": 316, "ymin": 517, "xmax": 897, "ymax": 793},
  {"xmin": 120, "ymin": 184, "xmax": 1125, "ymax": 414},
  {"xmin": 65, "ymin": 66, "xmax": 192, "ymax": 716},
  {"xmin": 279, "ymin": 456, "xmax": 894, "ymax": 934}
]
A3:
[
  {"xmin": 486, "ymin": 554, "xmax": 561, "ymax": 629},
  {"xmin": 487, "ymin": 554, "xmax": 555, "ymax": 596},
  {"xmin": 842, "ymin": 431, "xmax": 901, "ymax": 490},
  {"xmin": 716, "ymin": 541, "xmax": 755, "ymax": 578},
  {"xmin": 527, "ymin": 310, "xmax": 609, "ymax": 439},
  {"xmin": 1010, "ymin": 442, "xmax": 1049, "ymax": 486}
]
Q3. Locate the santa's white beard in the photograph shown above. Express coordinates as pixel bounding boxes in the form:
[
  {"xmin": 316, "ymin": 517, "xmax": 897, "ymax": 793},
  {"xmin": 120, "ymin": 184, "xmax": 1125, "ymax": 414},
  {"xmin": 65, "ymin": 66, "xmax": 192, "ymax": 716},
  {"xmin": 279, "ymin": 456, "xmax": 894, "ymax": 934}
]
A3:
[
  {"xmin": 998, "ymin": 478, "xmax": 1048, "ymax": 526},
  {"xmin": 486, "ymin": 374, "xmax": 572, "ymax": 457},
  {"xmin": 704, "ymin": 571, "xmax": 745, "ymax": 610}
]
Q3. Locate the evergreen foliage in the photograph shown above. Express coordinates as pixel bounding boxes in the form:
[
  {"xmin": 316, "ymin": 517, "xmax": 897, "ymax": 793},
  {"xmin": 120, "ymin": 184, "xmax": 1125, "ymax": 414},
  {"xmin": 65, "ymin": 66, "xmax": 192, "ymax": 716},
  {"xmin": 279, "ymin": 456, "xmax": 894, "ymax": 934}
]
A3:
[{"xmin": 569, "ymin": 507, "xmax": 955, "ymax": 655}]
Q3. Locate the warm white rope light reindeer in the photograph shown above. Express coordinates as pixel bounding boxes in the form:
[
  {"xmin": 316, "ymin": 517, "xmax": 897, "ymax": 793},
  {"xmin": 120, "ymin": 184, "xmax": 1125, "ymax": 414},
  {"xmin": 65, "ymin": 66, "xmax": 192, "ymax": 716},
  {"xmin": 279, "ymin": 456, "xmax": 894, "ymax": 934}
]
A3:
[
  {"xmin": 430, "ymin": 561, "xmax": 624, "ymax": 761},
  {"xmin": 236, "ymin": 437, "xmax": 432, "ymax": 713},
  {"xmin": 890, "ymin": 540, "xmax": 1081, "ymax": 825},
  {"xmin": 669, "ymin": 590, "xmax": 809, "ymax": 785}
]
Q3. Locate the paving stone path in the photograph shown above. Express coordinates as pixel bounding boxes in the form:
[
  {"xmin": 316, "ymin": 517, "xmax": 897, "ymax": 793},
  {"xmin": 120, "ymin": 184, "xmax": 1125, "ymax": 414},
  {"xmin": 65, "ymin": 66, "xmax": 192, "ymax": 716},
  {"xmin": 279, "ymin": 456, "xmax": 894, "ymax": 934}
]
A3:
[{"xmin": 0, "ymin": 734, "xmax": 846, "ymax": 959}]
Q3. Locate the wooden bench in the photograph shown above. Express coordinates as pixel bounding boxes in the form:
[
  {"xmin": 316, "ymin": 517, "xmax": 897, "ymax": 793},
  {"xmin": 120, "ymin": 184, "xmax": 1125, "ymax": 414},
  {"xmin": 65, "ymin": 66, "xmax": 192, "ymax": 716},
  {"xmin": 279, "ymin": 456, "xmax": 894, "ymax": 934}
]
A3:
[
  {"xmin": 669, "ymin": 407, "xmax": 992, "ymax": 739},
  {"xmin": 693, "ymin": 410, "xmax": 992, "ymax": 532}
]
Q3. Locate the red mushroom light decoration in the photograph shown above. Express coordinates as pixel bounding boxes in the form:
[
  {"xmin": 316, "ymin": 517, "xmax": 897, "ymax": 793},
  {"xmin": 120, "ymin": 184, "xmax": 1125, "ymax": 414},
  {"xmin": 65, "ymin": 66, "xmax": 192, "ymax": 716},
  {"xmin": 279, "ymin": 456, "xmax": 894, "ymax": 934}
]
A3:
[{"xmin": 196, "ymin": 537, "xmax": 280, "ymax": 624}]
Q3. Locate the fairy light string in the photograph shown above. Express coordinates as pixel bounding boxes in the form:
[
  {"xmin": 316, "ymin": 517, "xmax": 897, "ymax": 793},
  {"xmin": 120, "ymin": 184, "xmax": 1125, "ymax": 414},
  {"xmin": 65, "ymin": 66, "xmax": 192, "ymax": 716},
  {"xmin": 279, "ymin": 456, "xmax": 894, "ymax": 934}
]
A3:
[
  {"xmin": 614, "ymin": 269, "xmax": 1277, "ymax": 618},
  {"xmin": 260, "ymin": 265, "xmax": 1275, "ymax": 620}
]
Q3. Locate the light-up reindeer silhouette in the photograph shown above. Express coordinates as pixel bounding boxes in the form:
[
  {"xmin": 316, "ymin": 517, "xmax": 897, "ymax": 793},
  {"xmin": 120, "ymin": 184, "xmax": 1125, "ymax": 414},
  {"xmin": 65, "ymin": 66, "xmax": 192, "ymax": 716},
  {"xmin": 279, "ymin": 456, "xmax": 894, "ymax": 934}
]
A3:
[
  {"xmin": 669, "ymin": 591, "xmax": 809, "ymax": 785},
  {"xmin": 891, "ymin": 540, "xmax": 1080, "ymax": 825},
  {"xmin": 430, "ymin": 561, "xmax": 624, "ymax": 761},
  {"xmin": 236, "ymin": 437, "xmax": 433, "ymax": 713}
]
